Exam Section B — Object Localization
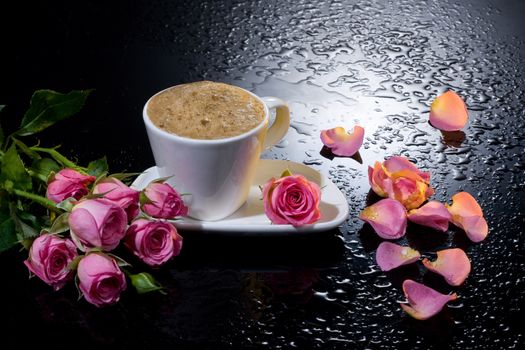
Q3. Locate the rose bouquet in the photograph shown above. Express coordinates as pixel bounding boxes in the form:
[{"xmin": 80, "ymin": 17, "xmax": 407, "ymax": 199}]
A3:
[{"xmin": 0, "ymin": 90, "xmax": 187, "ymax": 307}]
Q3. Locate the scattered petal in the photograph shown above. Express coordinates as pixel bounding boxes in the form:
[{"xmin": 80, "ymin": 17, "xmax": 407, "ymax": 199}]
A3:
[
  {"xmin": 408, "ymin": 201, "xmax": 452, "ymax": 232},
  {"xmin": 359, "ymin": 199, "xmax": 407, "ymax": 239},
  {"xmin": 429, "ymin": 90, "xmax": 468, "ymax": 131},
  {"xmin": 320, "ymin": 125, "xmax": 364, "ymax": 157},
  {"xmin": 422, "ymin": 248, "xmax": 471, "ymax": 286},
  {"xmin": 376, "ymin": 242, "xmax": 420, "ymax": 271},
  {"xmin": 446, "ymin": 192, "xmax": 488, "ymax": 242},
  {"xmin": 400, "ymin": 279, "xmax": 457, "ymax": 320}
]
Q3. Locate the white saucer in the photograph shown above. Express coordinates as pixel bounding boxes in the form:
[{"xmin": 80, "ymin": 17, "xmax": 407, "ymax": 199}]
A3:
[{"xmin": 131, "ymin": 159, "xmax": 349, "ymax": 235}]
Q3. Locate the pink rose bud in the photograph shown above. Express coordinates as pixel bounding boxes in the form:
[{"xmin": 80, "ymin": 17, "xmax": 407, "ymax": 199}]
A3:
[
  {"xmin": 24, "ymin": 234, "xmax": 78, "ymax": 291},
  {"xmin": 69, "ymin": 198, "xmax": 127, "ymax": 251},
  {"xmin": 93, "ymin": 177, "xmax": 140, "ymax": 222},
  {"xmin": 77, "ymin": 253, "xmax": 127, "ymax": 307},
  {"xmin": 262, "ymin": 174, "xmax": 321, "ymax": 227},
  {"xmin": 46, "ymin": 168, "xmax": 96, "ymax": 203},
  {"xmin": 141, "ymin": 182, "xmax": 188, "ymax": 219},
  {"xmin": 125, "ymin": 219, "xmax": 183, "ymax": 267}
]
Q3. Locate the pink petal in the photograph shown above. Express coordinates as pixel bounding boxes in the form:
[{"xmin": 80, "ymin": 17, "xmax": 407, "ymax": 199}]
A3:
[
  {"xmin": 429, "ymin": 90, "xmax": 468, "ymax": 131},
  {"xmin": 383, "ymin": 156, "xmax": 430, "ymax": 183},
  {"xmin": 359, "ymin": 198, "xmax": 407, "ymax": 239},
  {"xmin": 376, "ymin": 242, "xmax": 420, "ymax": 271},
  {"xmin": 422, "ymin": 248, "xmax": 471, "ymax": 286},
  {"xmin": 446, "ymin": 192, "xmax": 488, "ymax": 242},
  {"xmin": 408, "ymin": 201, "xmax": 452, "ymax": 232},
  {"xmin": 320, "ymin": 125, "xmax": 364, "ymax": 157},
  {"xmin": 400, "ymin": 279, "xmax": 457, "ymax": 320}
]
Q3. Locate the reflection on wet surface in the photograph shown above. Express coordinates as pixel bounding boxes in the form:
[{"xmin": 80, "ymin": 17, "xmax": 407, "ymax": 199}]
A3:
[{"xmin": 2, "ymin": 0, "xmax": 524, "ymax": 348}]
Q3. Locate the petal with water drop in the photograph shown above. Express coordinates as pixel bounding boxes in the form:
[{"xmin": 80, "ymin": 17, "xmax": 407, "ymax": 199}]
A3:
[
  {"xmin": 359, "ymin": 198, "xmax": 407, "ymax": 239},
  {"xmin": 376, "ymin": 242, "xmax": 420, "ymax": 271},
  {"xmin": 320, "ymin": 125, "xmax": 364, "ymax": 157}
]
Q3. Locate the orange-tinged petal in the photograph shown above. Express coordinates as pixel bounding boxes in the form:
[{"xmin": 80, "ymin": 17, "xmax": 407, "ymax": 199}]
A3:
[
  {"xmin": 422, "ymin": 248, "xmax": 471, "ymax": 286},
  {"xmin": 429, "ymin": 91, "xmax": 468, "ymax": 131},
  {"xmin": 320, "ymin": 125, "xmax": 364, "ymax": 157},
  {"xmin": 447, "ymin": 192, "xmax": 483, "ymax": 218},
  {"xmin": 376, "ymin": 242, "xmax": 420, "ymax": 271},
  {"xmin": 401, "ymin": 279, "xmax": 457, "ymax": 320},
  {"xmin": 446, "ymin": 192, "xmax": 488, "ymax": 242}
]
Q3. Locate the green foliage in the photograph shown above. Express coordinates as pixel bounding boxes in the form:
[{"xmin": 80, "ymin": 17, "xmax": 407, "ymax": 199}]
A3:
[
  {"xmin": 0, "ymin": 145, "xmax": 32, "ymax": 191},
  {"xmin": 17, "ymin": 89, "xmax": 92, "ymax": 136},
  {"xmin": 87, "ymin": 156, "xmax": 108, "ymax": 177},
  {"xmin": 130, "ymin": 272, "xmax": 165, "ymax": 295}
]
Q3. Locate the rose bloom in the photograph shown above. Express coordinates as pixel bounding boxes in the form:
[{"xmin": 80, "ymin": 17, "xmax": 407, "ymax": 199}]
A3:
[
  {"xmin": 77, "ymin": 253, "xmax": 127, "ymax": 307},
  {"xmin": 262, "ymin": 174, "xmax": 321, "ymax": 227},
  {"xmin": 46, "ymin": 168, "xmax": 96, "ymax": 203},
  {"xmin": 141, "ymin": 182, "xmax": 188, "ymax": 219},
  {"xmin": 368, "ymin": 156, "xmax": 434, "ymax": 210},
  {"xmin": 125, "ymin": 219, "xmax": 183, "ymax": 267},
  {"xmin": 93, "ymin": 177, "xmax": 140, "ymax": 222},
  {"xmin": 68, "ymin": 198, "xmax": 127, "ymax": 251},
  {"xmin": 24, "ymin": 234, "xmax": 78, "ymax": 291}
]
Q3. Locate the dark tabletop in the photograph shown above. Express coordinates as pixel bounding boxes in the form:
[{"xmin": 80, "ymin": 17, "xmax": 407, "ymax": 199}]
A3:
[{"xmin": 1, "ymin": 0, "xmax": 524, "ymax": 349}]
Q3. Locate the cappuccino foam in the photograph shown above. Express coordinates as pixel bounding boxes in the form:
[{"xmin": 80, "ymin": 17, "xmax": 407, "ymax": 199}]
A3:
[{"xmin": 147, "ymin": 81, "xmax": 265, "ymax": 140}]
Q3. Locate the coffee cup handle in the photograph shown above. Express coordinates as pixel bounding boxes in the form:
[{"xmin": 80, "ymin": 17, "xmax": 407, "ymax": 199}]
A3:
[{"xmin": 260, "ymin": 97, "xmax": 290, "ymax": 150}]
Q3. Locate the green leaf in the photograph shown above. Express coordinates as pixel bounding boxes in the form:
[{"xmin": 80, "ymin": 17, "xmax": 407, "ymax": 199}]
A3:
[
  {"xmin": 10, "ymin": 204, "xmax": 39, "ymax": 239},
  {"xmin": 30, "ymin": 157, "xmax": 60, "ymax": 181},
  {"xmin": 17, "ymin": 89, "xmax": 92, "ymax": 136},
  {"xmin": 56, "ymin": 197, "xmax": 76, "ymax": 212},
  {"xmin": 49, "ymin": 212, "xmax": 70, "ymax": 234},
  {"xmin": 87, "ymin": 156, "xmax": 108, "ymax": 177},
  {"xmin": 280, "ymin": 169, "xmax": 293, "ymax": 177},
  {"xmin": 0, "ymin": 216, "xmax": 17, "ymax": 253},
  {"xmin": 0, "ymin": 191, "xmax": 17, "ymax": 253},
  {"xmin": 0, "ymin": 144, "xmax": 32, "ymax": 191},
  {"xmin": 139, "ymin": 191, "xmax": 153, "ymax": 206},
  {"xmin": 129, "ymin": 272, "xmax": 165, "ymax": 295}
]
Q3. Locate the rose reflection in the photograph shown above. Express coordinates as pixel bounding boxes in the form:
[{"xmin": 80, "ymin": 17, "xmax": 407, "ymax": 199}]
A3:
[{"xmin": 242, "ymin": 268, "xmax": 319, "ymax": 320}]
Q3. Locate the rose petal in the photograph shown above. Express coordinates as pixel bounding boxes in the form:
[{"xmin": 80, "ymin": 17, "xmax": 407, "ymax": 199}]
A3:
[
  {"xmin": 320, "ymin": 125, "xmax": 364, "ymax": 157},
  {"xmin": 400, "ymin": 279, "xmax": 457, "ymax": 320},
  {"xmin": 408, "ymin": 201, "xmax": 452, "ymax": 232},
  {"xmin": 446, "ymin": 192, "xmax": 488, "ymax": 242},
  {"xmin": 429, "ymin": 90, "xmax": 468, "ymax": 131},
  {"xmin": 376, "ymin": 242, "xmax": 420, "ymax": 271},
  {"xmin": 422, "ymin": 248, "xmax": 471, "ymax": 286},
  {"xmin": 383, "ymin": 156, "xmax": 430, "ymax": 183},
  {"xmin": 359, "ymin": 198, "xmax": 407, "ymax": 239}
]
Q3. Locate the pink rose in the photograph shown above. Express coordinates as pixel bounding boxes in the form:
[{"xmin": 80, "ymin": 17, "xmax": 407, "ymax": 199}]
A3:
[
  {"xmin": 262, "ymin": 174, "xmax": 321, "ymax": 227},
  {"xmin": 46, "ymin": 168, "xmax": 96, "ymax": 203},
  {"xmin": 141, "ymin": 182, "xmax": 188, "ymax": 219},
  {"xmin": 125, "ymin": 219, "xmax": 183, "ymax": 266},
  {"xmin": 77, "ymin": 253, "xmax": 127, "ymax": 307},
  {"xmin": 68, "ymin": 198, "xmax": 127, "ymax": 251},
  {"xmin": 24, "ymin": 234, "xmax": 78, "ymax": 291},
  {"xmin": 368, "ymin": 156, "xmax": 434, "ymax": 210},
  {"xmin": 93, "ymin": 177, "xmax": 140, "ymax": 221}
]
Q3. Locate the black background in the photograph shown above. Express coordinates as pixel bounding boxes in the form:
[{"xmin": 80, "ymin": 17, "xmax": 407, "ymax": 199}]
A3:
[{"xmin": 1, "ymin": 0, "xmax": 524, "ymax": 349}]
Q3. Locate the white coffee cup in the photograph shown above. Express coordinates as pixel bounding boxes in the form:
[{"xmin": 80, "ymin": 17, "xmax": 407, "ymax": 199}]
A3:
[{"xmin": 143, "ymin": 85, "xmax": 290, "ymax": 221}]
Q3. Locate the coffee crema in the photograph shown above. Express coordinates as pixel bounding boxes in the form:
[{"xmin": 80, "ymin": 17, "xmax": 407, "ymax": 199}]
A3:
[{"xmin": 147, "ymin": 81, "xmax": 265, "ymax": 140}]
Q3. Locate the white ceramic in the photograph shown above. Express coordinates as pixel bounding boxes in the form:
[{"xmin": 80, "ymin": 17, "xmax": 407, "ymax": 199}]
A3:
[
  {"xmin": 143, "ymin": 86, "xmax": 290, "ymax": 221},
  {"xmin": 131, "ymin": 159, "xmax": 350, "ymax": 235}
]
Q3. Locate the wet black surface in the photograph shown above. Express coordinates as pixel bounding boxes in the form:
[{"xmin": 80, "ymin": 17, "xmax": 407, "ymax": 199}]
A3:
[{"xmin": 1, "ymin": 0, "xmax": 524, "ymax": 348}]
